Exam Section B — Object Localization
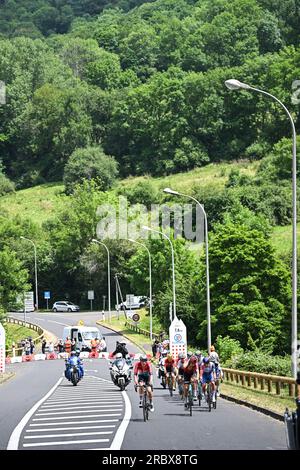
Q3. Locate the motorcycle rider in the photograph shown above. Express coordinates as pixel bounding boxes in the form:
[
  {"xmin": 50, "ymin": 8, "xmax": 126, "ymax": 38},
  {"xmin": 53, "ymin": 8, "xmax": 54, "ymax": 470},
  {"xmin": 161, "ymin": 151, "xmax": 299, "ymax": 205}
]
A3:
[
  {"xmin": 113, "ymin": 341, "xmax": 128, "ymax": 358},
  {"xmin": 157, "ymin": 350, "xmax": 168, "ymax": 385},
  {"xmin": 110, "ymin": 352, "xmax": 131, "ymax": 387},
  {"xmin": 65, "ymin": 351, "xmax": 84, "ymax": 381}
]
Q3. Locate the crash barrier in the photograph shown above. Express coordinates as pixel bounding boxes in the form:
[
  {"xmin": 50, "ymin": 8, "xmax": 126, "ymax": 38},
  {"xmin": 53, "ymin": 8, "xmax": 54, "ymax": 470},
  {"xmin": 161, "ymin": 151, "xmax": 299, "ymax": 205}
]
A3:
[
  {"xmin": 6, "ymin": 351, "xmax": 150, "ymax": 364},
  {"xmin": 4, "ymin": 317, "xmax": 44, "ymax": 357},
  {"xmin": 124, "ymin": 321, "xmax": 160, "ymax": 341},
  {"xmin": 284, "ymin": 407, "xmax": 300, "ymax": 449},
  {"xmin": 223, "ymin": 367, "xmax": 297, "ymax": 397}
]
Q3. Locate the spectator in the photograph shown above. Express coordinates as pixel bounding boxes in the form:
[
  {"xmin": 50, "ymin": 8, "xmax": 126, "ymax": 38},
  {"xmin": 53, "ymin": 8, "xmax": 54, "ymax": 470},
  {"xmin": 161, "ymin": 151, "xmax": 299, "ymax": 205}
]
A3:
[
  {"xmin": 113, "ymin": 341, "xmax": 128, "ymax": 358},
  {"xmin": 98, "ymin": 337, "xmax": 107, "ymax": 352},
  {"xmin": 152, "ymin": 339, "xmax": 159, "ymax": 358},
  {"xmin": 56, "ymin": 339, "xmax": 64, "ymax": 353},
  {"xmin": 48, "ymin": 341, "xmax": 54, "ymax": 353},
  {"xmin": 24, "ymin": 340, "xmax": 30, "ymax": 356},
  {"xmin": 29, "ymin": 339, "xmax": 35, "ymax": 355},
  {"xmin": 71, "ymin": 338, "xmax": 76, "ymax": 351},
  {"xmin": 41, "ymin": 339, "xmax": 47, "ymax": 354},
  {"xmin": 64, "ymin": 337, "xmax": 71, "ymax": 355}
]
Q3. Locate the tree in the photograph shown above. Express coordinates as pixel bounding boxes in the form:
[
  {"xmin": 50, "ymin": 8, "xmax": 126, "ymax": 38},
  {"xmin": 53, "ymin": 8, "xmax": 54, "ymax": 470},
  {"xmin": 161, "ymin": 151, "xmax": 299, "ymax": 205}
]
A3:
[
  {"xmin": 0, "ymin": 248, "xmax": 30, "ymax": 312},
  {"xmin": 63, "ymin": 146, "xmax": 119, "ymax": 194},
  {"xmin": 200, "ymin": 220, "xmax": 291, "ymax": 353}
]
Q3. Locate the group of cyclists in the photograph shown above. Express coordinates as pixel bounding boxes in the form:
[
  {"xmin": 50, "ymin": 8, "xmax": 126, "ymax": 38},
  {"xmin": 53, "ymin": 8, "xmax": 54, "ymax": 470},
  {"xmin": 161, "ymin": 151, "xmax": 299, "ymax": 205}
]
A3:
[{"xmin": 133, "ymin": 342, "xmax": 223, "ymax": 413}]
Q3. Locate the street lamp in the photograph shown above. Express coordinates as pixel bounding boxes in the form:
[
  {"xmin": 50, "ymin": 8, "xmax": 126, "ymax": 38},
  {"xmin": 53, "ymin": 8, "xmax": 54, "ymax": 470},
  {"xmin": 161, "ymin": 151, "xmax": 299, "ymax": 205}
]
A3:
[
  {"xmin": 142, "ymin": 226, "xmax": 176, "ymax": 320},
  {"xmin": 225, "ymin": 78, "xmax": 298, "ymax": 378},
  {"xmin": 128, "ymin": 238, "xmax": 153, "ymax": 340},
  {"xmin": 163, "ymin": 188, "xmax": 211, "ymax": 353},
  {"xmin": 20, "ymin": 236, "xmax": 38, "ymax": 311},
  {"xmin": 92, "ymin": 239, "xmax": 111, "ymax": 323}
]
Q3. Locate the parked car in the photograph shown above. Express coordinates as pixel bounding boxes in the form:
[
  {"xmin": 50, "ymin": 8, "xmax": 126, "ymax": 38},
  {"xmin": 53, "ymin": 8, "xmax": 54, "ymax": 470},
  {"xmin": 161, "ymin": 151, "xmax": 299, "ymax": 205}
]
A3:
[{"xmin": 53, "ymin": 301, "xmax": 80, "ymax": 313}]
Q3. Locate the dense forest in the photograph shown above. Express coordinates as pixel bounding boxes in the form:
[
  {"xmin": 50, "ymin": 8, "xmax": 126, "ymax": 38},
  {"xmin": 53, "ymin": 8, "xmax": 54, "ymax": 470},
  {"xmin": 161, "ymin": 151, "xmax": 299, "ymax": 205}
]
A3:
[{"xmin": 1, "ymin": 0, "xmax": 300, "ymax": 364}]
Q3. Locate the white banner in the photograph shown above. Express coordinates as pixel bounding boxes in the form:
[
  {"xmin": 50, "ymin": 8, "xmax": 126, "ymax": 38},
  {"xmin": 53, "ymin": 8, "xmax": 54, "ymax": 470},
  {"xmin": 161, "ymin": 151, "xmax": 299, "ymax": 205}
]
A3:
[
  {"xmin": 34, "ymin": 354, "xmax": 46, "ymax": 361},
  {"xmin": 169, "ymin": 317, "xmax": 187, "ymax": 359},
  {"xmin": 0, "ymin": 323, "xmax": 5, "ymax": 373},
  {"xmin": 10, "ymin": 356, "xmax": 22, "ymax": 364}
]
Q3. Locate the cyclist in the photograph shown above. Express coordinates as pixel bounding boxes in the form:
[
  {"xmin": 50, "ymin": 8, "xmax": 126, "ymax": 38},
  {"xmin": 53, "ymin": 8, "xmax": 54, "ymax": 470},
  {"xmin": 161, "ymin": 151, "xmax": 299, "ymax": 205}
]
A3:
[
  {"xmin": 176, "ymin": 352, "xmax": 186, "ymax": 397},
  {"xmin": 134, "ymin": 354, "xmax": 154, "ymax": 412},
  {"xmin": 157, "ymin": 350, "xmax": 168, "ymax": 385},
  {"xmin": 183, "ymin": 355, "xmax": 199, "ymax": 405},
  {"xmin": 200, "ymin": 356, "xmax": 217, "ymax": 403},
  {"xmin": 165, "ymin": 352, "xmax": 176, "ymax": 391},
  {"xmin": 215, "ymin": 361, "xmax": 223, "ymax": 397},
  {"xmin": 195, "ymin": 350, "xmax": 203, "ymax": 368}
]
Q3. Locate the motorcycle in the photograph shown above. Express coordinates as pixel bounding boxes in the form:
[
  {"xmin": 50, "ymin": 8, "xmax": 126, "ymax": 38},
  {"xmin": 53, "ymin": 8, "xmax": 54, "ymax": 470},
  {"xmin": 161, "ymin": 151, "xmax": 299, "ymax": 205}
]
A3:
[
  {"xmin": 110, "ymin": 359, "xmax": 132, "ymax": 391},
  {"xmin": 70, "ymin": 364, "xmax": 80, "ymax": 386}
]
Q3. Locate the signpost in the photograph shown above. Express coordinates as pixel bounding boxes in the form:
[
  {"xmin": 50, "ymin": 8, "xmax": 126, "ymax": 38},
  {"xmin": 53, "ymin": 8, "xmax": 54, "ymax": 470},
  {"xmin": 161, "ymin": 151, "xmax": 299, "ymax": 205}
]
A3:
[
  {"xmin": 132, "ymin": 313, "xmax": 140, "ymax": 323},
  {"xmin": 0, "ymin": 323, "xmax": 5, "ymax": 374},
  {"xmin": 44, "ymin": 291, "xmax": 51, "ymax": 311},
  {"xmin": 88, "ymin": 290, "xmax": 94, "ymax": 311},
  {"xmin": 169, "ymin": 317, "xmax": 187, "ymax": 360}
]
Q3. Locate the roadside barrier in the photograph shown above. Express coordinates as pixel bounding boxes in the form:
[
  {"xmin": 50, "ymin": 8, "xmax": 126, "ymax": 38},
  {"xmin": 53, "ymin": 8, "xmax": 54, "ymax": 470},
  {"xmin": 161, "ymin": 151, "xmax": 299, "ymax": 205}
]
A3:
[
  {"xmin": 223, "ymin": 367, "xmax": 297, "ymax": 397},
  {"xmin": 4, "ymin": 317, "xmax": 44, "ymax": 357},
  {"xmin": 6, "ymin": 351, "xmax": 149, "ymax": 365},
  {"xmin": 22, "ymin": 354, "xmax": 35, "ymax": 362},
  {"xmin": 124, "ymin": 321, "xmax": 160, "ymax": 341},
  {"xmin": 46, "ymin": 352, "xmax": 58, "ymax": 360}
]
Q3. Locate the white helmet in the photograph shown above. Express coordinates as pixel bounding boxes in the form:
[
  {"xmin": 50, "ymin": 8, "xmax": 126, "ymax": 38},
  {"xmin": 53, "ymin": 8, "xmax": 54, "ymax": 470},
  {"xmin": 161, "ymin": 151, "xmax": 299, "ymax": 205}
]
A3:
[{"xmin": 115, "ymin": 353, "xmax": 123, "ymax": 359}]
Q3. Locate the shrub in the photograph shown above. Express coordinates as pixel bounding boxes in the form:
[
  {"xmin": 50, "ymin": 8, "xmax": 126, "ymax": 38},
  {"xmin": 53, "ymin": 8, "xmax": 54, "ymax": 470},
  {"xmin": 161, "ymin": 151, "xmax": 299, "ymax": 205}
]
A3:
[
  {"xmin": 63, "ymin": 146, "xmax": 119, "ymax": 194},
  {"xmin": 215, "ymin": 335, "xmax": 244, "ymax": 364},
  {"xmin": 226, "ymin": 350, "xmax": 292, "ymax": 377},
  {"xmin": 0, "ymin": 169, "xmax": 15, "ymax": 196}
]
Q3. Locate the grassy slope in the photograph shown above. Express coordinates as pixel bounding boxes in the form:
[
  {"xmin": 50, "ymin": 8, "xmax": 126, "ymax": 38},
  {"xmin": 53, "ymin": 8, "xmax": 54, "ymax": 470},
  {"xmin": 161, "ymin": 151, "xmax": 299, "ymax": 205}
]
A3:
[
  {"xmin": 271, "ymin": 223, "xmax": 300, "ymax": 259},
  {"xmin": 0, "ymin": 160, "xmax": 258, "ymax": 225}
]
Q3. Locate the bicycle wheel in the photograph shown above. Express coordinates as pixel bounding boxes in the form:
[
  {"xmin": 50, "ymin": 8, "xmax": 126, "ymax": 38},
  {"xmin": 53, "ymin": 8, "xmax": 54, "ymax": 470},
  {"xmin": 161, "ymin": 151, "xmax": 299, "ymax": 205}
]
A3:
[
  {"xmin": 168, "ymin": 377, "xmax": 173, "ymax": 397},
  {"xmin": 143, "ymin": 392, "xmax": 148, "ymax": 422},
  {"xmin": 198, "ymin": 382, "xmax": 202, "ymax": 406},
  {"xmin": 207, "ymin": 384, "xmax": 211, "ymax": 412},
  {"xmin": 213, "ymin": 390, "xmax": 217, "ymax": 409}
]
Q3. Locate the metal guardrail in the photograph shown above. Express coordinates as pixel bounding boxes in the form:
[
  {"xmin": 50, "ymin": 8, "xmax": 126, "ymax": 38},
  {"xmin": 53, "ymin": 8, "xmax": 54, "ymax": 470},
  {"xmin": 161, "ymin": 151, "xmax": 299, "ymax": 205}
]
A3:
[
  {"xmin": 125, "ymin": 321, "xmax": 161, "ymax": 341},
  {"xmin": 4, "ymin": 317, "xmax": 44, "ymax": 356},
  {"xmin": 223, "ymin": 367, "xmax": 296, "ymax": 397}
]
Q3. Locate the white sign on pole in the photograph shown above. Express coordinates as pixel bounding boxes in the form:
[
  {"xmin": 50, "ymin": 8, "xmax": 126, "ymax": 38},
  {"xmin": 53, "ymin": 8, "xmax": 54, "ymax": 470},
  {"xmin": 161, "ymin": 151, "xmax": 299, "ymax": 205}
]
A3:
[
  {"xmin": 88, "ymin": 290, "xmax": 94, "ymax": 300},
  {"xmin": 169, "ymin": 317, "xmax": 187, "ymax": 360},
  {"xmin": 0, "ymin": 323, "xmax": 6, "ymax": 374}
]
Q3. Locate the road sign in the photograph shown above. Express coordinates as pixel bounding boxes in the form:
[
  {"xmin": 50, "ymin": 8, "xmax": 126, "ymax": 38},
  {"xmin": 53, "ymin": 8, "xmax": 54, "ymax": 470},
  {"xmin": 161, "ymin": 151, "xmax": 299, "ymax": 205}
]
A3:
[
  {"xmin": 132, "ymin": 313, "xmax": 140, "ymax": 322},
  {"xmin": 44, "ymin": 291, "xmax": 50, "ymax": 299},
  {"xmin": 88, "ymin": 290, "xmax": 94, "ymax": 300},
  {"xmin": 169, "ymin": 317, "xmax": 187, "ymax": 360},
  {"xmin": 0, "ymin": 323, "xmax": 5, "ymax": 373}
]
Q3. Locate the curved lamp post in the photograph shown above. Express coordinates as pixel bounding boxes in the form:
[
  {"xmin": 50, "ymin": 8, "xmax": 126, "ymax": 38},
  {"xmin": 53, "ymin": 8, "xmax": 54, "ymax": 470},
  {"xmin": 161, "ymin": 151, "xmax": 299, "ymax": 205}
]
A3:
[
  {"xmin": 128, "ymin": 238, "xmax": 153, "ymax": 340},
  {"xmin": 225, "ymin": 79, "xmax": 297, "ymax": 378},
  {"xmin": 163, "ymin": 188, "xmax": 211, "ymax": 353},
  {"xmin": 142, "ymin": 226, "xmax": 176, "ymax": 320},
  {"xmin": 92, "ymin": 239, "xmax": 111, "ymax": 323}
]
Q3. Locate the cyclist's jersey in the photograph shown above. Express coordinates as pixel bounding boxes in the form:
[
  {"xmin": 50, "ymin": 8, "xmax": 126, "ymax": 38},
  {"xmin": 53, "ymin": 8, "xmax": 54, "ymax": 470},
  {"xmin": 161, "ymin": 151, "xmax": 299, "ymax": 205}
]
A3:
[
  {"xmin": 201, "ymin": 362, "xmax": 215, "ymax": 377},
  {"xmin": 164, "ymin": 358, "xmax": 175, "ymax": 372},
  {"xmin": 176, "ymin": 359, "xmax": 185, "ymax": 374},
  {"xmin": 183, "ymin": 363, "xmax": 198, "ymax": 381},
  {"xmin": 134, "ymin": 361, "xmax": 152, "ymax": 376},
  {"xmin": 215, "ymin": 365, "xmax": 223, "ymax": 379}
]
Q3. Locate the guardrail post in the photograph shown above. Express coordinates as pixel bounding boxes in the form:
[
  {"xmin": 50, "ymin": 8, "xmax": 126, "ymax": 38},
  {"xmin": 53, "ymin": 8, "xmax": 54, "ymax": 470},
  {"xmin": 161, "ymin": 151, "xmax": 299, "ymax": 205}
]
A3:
[
  {"xmin": 260, "ymin": 378, "xmax": 265, "ymax": 391},
  {"xmin": 288, "ymin": 383, "xmax": 295, "ymax": 397},
  {"xmin": 276, "ymin": 381, "xmax": 281, "ymax": 395},
  {"xmin": 247, "ymin": 375, "xmax": 251, "ymax": 387},
  {"xmin": 253, "ymin": 377, "xmax": 258, "ymax": 389},
  {"xmin": 235, "ymin": 373, "xmax": 239, "ymax": 384},
  {"xmin": 267, "ymin": 379, "xmax": 272, "ymax": 393}
]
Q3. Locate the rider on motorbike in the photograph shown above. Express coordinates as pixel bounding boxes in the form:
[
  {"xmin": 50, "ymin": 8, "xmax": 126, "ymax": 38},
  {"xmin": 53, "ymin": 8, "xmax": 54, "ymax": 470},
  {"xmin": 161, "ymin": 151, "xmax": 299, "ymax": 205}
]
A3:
[{"xmin": 65, "ymin": 351, "xmax": 84, "ymax": 381}]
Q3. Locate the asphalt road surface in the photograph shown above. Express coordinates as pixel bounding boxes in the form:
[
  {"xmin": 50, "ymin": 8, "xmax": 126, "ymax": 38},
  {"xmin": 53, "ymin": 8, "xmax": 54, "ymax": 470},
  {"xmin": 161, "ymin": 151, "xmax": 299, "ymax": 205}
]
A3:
[{"xmin": 0, "ymin": 311, "xmax": 287, "ymax": 450}]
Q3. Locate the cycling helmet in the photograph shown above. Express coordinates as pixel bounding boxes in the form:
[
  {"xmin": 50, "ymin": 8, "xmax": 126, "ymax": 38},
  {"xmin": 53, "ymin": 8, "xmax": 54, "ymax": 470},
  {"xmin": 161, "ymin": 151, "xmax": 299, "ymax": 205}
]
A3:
[
  {"xmin": 162, "ymin": 350, "xmax": 168, "ymax": 356},
  {"xmin": 187, "ymin": 351, "xmax": 193, "ymax": 358},
  {"xmin": 189, "ymin": 355, "xmax": 197, "ymax": 363},
  {"xmin": 203, "ymin": 356, "xmax": 210, "ymax": 364},
  {"xmin": 115, "ymin": 353, "xmax": 123, "ymax": 359},
  {"xmin": 195, "ymin": 350, "xmax": 201, "ymax": 356},
  {"xmin": 178, "ymin": 352, "xmax": 185, "ymax": 359},
  {"xmin": 70, "ymin": 351, "xmax": 76, "ymax": 356},
  {"xmin": 167, "ymin": 353, "xmax": 173, "ymax": 360},
  {"xmin": 140, "ymin": 354, "xmax": 148, "ymax": 362}
]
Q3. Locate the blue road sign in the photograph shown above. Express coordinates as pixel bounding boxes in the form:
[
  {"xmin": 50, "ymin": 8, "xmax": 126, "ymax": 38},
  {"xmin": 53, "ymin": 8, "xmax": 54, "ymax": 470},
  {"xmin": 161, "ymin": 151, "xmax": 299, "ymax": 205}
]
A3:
[{"xmin": 44, "ymin": 291, "xmax": 51, "ymax": 299}]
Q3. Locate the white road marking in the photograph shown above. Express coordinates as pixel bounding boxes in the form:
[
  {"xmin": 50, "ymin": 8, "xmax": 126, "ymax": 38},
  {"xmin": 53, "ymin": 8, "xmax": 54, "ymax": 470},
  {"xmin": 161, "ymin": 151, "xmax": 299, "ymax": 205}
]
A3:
[
  {"xmin": 24, "ymin": 431, "xmax": 114, "ymax": 439},
  {"xmin": 26, "ymin": 425, "xmax": 116, "ymax": 432},
  {"xmin": 41, "ymin": 401, "xmax": 122, "ymax": 408},
  {"xmin": 29, "ymin": 419, "xmax": 119, "ymax": 426},
  {"xmin": 47, "ymin": 320, "xmax": 70, "ymax": 326},
  {"xmin": 23, "ymin": 438, "xmax": 110, "ymax": 448},
  {"xmin": 38, "ymin": 405, "xmax": 123, "ymax": 412},
  {"xmin": 110, "ymin": 389, "xmax": 132, "ymax": 450},
  {"xmin": 33, "ymin": 414, "xmax": 121, "ymax": 421},
  {"xmin": 7, "ymin": 377, "xmax": 63, "ymax": 450}
]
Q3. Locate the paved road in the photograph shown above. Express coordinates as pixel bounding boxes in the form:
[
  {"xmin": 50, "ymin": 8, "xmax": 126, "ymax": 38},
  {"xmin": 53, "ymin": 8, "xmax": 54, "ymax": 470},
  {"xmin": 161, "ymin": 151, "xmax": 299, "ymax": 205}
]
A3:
[{"xmin": 0, "ymin": 311, "xmax": 287, "ymax": 450}]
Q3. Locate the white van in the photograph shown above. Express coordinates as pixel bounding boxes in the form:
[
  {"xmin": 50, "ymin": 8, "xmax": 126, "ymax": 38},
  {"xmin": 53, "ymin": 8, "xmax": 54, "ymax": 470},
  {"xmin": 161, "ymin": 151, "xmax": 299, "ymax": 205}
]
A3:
[{"xmin": 62, "ymin": 326, "xmax": 105, "ymax": 352}]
